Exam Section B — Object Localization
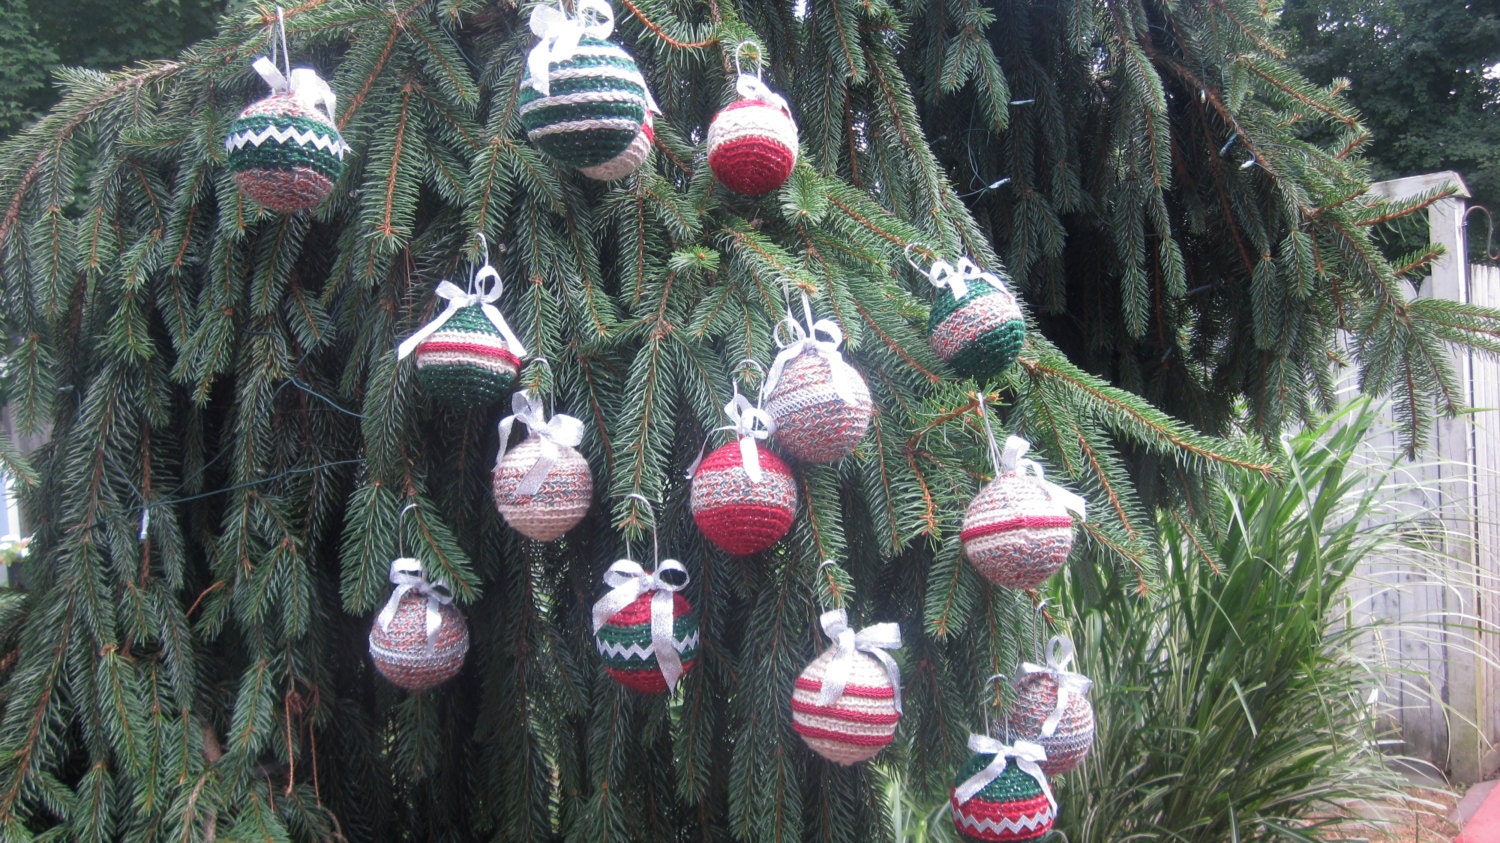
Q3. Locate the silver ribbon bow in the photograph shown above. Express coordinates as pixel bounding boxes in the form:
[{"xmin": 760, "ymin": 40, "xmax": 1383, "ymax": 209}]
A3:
[
  {"xmin": 1018, "ymin": 635, "xmax": 1093, "ymax": 738},
  {"xmin": 735, "ymin": 73, "xmax": 793, "ymax": 119},
  {"xmin": 591, "ymin": 558, "xmax": 691, "ymax": 691},
  {"xmin": 252, "ymin": 57, "xmax": 340, "ymax": 125},
  {"xmin": 815, "ymin": 609, "xmax": 903, "ymax": 714},
  {"xmin": 495, "ymin": 390, "xmax": 586, "ymax": 496},
  {"xmin": 527, "ymin": 0, "xmax": 615, "ymax": 96},
  {"xmin": 927, "ymin": 256, "xmax": 1005, "ymax": 302},
  {"xmin": 725, "ymin": 395, "xmax": 775, "ymax": 483},
  {"xmin": 395, "ymin": 267, "xmax": 528, "ymax": 360},
  {"xmin": 953, "ymin": 735, "xmax": 1056, "ymax": 810},
  {"xmin": 764, "ymin": 316, "xmax": 862, "ymax": 406},
  {"xmin": 999, "ymin": 436, "xmax": 1087, "ymax": 519},
  {"xmin": 376, "ymin": 557, "xmax": 455, "ymax": 654}
]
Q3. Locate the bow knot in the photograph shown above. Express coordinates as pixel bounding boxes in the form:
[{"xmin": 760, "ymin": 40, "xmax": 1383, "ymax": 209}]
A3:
[
  {"xmin": 954, "ymin": 735, "xmax": 1056, "ymax": 810},
  {"xmin": 377, "ymin": 557, "xmax": 455, "ymax": 653},
  {"xmin": 1018, "ymin": 635, "xmax": 1093, "ymax": 738},
  {"xmin": 592, "ymin": 558, "xmax": 691, "ymax": 691},
  {"xmin": 527, "ymin": 0, "xmax": 615, "ymax": 96},
  {"xmin": 724, "ymin": 394, "xmax": 775, "ymax": 482},
  {"xmin": 816, "ymin": 609, "xmax": 903, "ymax": 713},
  {"xmin": 998, "ymin": 436, "xmax": 1087, "ymax": 519},
  {"xmin": 395, "ymin": 269, "xmax": 528, "ymax": 361},
  {"xmin": 735, "ymin": 73, "xmax": 793, "ymax": 119},
  {"xmin": 252, "ymin": 57, "xmax": 341, "ymax": 128},
  {"xmin": 496, "ymin": 390, "xmax": 586, "ymax": 496},
  {"xmin": 765, "ymin": 316, "xmax": 863, "ymax": 407}
]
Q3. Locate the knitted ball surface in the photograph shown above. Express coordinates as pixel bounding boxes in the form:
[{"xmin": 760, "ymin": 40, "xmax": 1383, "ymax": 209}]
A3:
[
  {"xmin": 927, "ymin": 273, "xmax": 1026, "ymax": 381},
  {"xmin": 412, "ymin": 304, "xmax": 522, "ymax": 410},
  {"xmin": 519, "ymin": 37, "xmax": 648, "ymax": 170},
  {"xmin": 791, "ymin": 644, "xmax": 900, "ymax": 765},
  {"xmin": 493, "ymin": 435, "xmax": 593, "ymax": 541},
  {"xmin": 961, "ymin": 473, "xmax": 1075, "ymax": 589},
  {"xmin": 690, "ymin": 441, "xmax": 797, "ymax": 555},
  {"xmin": 226, "ymin": 92, "xmax": 345, "ymax": 213},
  {"xmin": 765, "ymin": 351, "xmax": 872, "ymax": 463},
  {"xmin": 594, "ymin": 592, "xmax": 699, "ymax": 694},
  {"xmin": 579, "ymin": 113, "xmax": 654, "ymax": 181},
  {"xmin": 706, "ymin": 99, "xmax": 798, "ymax": 196},
  {"xmin": 369, "ymin": 593, "xmax": 470, "ymax": 692},
  {"xmin": 949, "ymin": 753, "xmax": 1056, "ymax": 842},
  {"xmin": 1005, "ymin": 672, "xmax": 1095, "ymax": 776}
]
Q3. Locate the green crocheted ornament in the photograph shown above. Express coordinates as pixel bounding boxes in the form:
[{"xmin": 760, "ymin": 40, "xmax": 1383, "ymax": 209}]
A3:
[
  {"xmin": 411, "ymin": 304, "xmax": 522, "ymax": 410},
  {"xmin": 927, "ymin": 274, "xmax": 1026, "ymax": 381},
  {"xmin": 518, "ymin": 37, "xmax": 648, "ymax": 170}
]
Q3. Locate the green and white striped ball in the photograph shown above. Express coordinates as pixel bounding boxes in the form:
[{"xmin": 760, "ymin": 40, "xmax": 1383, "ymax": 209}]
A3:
[{"xmin": 519, "ymin": 37, "xmax": 649, "ymax": 170}]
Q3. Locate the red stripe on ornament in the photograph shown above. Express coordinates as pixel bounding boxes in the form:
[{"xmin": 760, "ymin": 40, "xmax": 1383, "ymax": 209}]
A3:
[
  {"xmin": 414, "ymin": 341, "xmax": 521, "ymax": 367},
  {"xmin": 789, "ymin": 698, "xmax": 901, "ymax": 725},
  {"xmin": 792, "ymin": 721, "xmax": 895, "ymax": 746},
  {"xmin": 794, "ymin": 677, "xmax": 896, "ymax": 699},
  {"xmin": 959, "ymin": 515, "xmax": 1074, "ymax": 542}
]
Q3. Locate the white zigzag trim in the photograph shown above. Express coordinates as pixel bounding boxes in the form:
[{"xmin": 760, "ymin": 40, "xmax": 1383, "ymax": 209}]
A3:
[
  {"xmin": 527, "ymin": 117, "xmax": 643, "ymax": 138},
  {"xmin": 951, "ymin": 806, "xmax": 1051, "ymax": 834},
  {"xmin": 226, "ymin": 125, "xmax": 350, "ymax": 157},
  {"xmin": 595, "ymin": 629, "xmax": 700, "ymax": 660}
]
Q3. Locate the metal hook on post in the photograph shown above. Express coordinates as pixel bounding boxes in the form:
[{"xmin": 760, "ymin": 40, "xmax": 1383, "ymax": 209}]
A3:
[
  {"xmin": 815, "ymin": 558, "xmax": 849, "ymax": 612},
  {"xmin": 623, "ymin": 493, "xmax": 660, "ymax": 566},
  {"xmin": 904, "ymin": 242, "xmax": 933, "ymax": 274},
  {"xmin": 982, "ymin": 673, "xmax": 1012, "ymax": 742},
  {"xmin": 733, "ymin": 40, "xmax": 763, "ymax": 80},
  {"xmin": 396, "ymin": 502, "xmax": 419, "ymax": 560}
]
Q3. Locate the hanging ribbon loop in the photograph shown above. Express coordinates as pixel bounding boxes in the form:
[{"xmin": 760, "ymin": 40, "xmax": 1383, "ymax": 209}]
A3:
[
  {"xmin": 815, "ymin": 609, "xmax": 904, "ymax": 714},
  {"xmin": 377, "ymin": 557, "xmax": 455, "ymax": 654},
  {"xmin": 591, "ymin": 558, "xmax": 690, "ymax": 691},
  {"xmin": 1018, "ymin": 635, "xmax": 1093, "ymax": 738},
  {"xmin": 953, "ymin": 735, "xmax": 1056, "ymax": 810},
  {"xmin": 396, "ymin": 276, "xmax": 527, "ymax": 361},
  {"xmin": 496, "ymin": 390, "xmax": 586, "ymax": 495},
  {"xmin": 998, "ymin": 436, "xmax": 1087, "ymax": 519},
  {"xmin": 926, "ymin": 259, "xmax": 967, "ymax": 300},
  {"xmin": 764, "ymin": 313, "xmax": 863, "ymax": 406},
  {"xmin": 527, "ymin": 0, "xmax": 616, "ymax": 96},
  {"xmin": 251, "ymin": 57, "xmax": 339, "ymax": 124}
]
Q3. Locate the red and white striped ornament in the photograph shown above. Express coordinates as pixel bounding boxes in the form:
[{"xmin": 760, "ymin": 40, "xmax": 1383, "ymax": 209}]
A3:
[
  {"xmin": 689, "ymin": 396, "xmax": 797, "ymax": 555},
  {"xmin": 962, "ymin": 435, "xmax": 1086, "ymax": 589},
  {"xmin": 369, "ymin": 558, "xmax": 469, "ymax": 692},
  {"xmin": 706, "ymin": 69, "xmax": 797, "ymax": 196},
  {"xmin": 493, "ymin": 390, "xmax": 592, "ymax": 541},
  {"xmin": 1005, "ymin": 636, "xmax": 1095, "ymax": 776},
  {"xmin": 764, "ymin": 307, "xmax": 872, "ymax": 463},
  {"xmin": 791, "ymin": 609, "xmax": 903, "ymax": 765}
]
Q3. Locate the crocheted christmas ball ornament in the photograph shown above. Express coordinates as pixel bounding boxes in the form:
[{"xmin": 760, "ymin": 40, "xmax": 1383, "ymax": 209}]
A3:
[
  {"xmin": 765, "ymin": 352, "xmax": 872, "ymax": 463},
  {"xmin": 519, "ymin": 37, "xmax": 649, "ymax": 170},
  {"xmin": 368, "ymin": 592, "xmax": 470, "ymax": 692},
  {"xmin": 791, "ymin": 645, "xmax": 901, "ymax": 765},
  {"xmin": 961, "ymin": 472, "xmax": 1076, "ymax": 589},
  {"xmin": 1005, "ymin": 672, "xmax": 1095, "ymax": 776},
  {"xmin": 690, "ymin": 441, "xmax": 798, "ymax": 555},
  {"xmin": 949, "ymin": 753, "xmax": 1056, "ymax": 842},
  {"xmin": 493, "ymin": 435, "xmax": 593, "ymax": 541},
  {"xmin": 706, "ymin": 99, "xmax": 798, "ymax": 196},
  {"xmin": 226, "ymin": 92, "xmax": 346, "ymax": 213},
  {"xmin": 594, "ymin": 592, "xmax": 699, "ymax": 694},
  {"xmin": 412, "ymin": 304, "xmax": 522, "ymax": 410},
  {"xmin": 579, "ymin": 112, "xmax": 654, "ymax": 181},
  {"xmin": 927, "ymin": 271, "xmax": 1026, "ymax": 381}
]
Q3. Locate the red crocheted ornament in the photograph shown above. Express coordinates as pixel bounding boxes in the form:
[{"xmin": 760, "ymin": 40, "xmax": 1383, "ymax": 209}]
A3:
[
  {"xmin": 690, "ymin": 441, "xmax": 797, "ymax": 555},
  {"xmin": 707, "ymin": 99, "xmax": 798, "ymax": 196}
]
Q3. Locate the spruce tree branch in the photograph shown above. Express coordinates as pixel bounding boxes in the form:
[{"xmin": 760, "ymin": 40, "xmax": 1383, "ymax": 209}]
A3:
[
  {"xmin": 1073, "ymin": 427, "xmax": 1137, "ymax": 539},
  {"xmin": 0, "ymin": 595, "xmax": 74, "ymax": 820},
  {"xmin": 616, "ymin": 0, "xmax": 718, "ymax": 50}
]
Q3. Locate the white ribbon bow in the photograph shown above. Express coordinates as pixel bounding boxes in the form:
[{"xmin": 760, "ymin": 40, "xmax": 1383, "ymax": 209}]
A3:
[
  {"xmin": 765, "ymin": 316, "xmax": 862, "ymax": 407},
  {"xmin": 725, "ymin": 395, "xmax": 775, "ymax": 482},
  {"xmin": 735, "ymin": 73, "xmax": 792, "ymax": 119},
  {"xmin": 395, "ymin": 267, "xmax": 528, "ymax": 361},
  {"xmin": 527, "ymin": 0, "xmax": 615, "ymax": 96},
  {"xmin": 591, "ymin": 558, "xmax": 691, "ymax": 691},
  {"xmin": 495, "ymin": 390, "xmax": 586, "ymax": 496},
  {"xmin": 1018, "ymin": 635, "xmax": 1093, "ymax": 738},
  {"xmin": 999, "ymin": 436, "xmax": 1087, "ymax": 519},
  {"xmin": 815, "ymin": 609, "xmax": 903, "ymax": 714},
  {"xmin": 953, "ymin": 735, "xmax": 1056, "ymax": 810},
  {"xmin": 252, "ymin": 57, "xmax": 339, "ymax": 125},
  {"xmin": 928, "ymin": 256, "xmax": 1007, "ymax": 302},
  {"xmin": 376, "ymin": 557, "xmax": 455, "ymax": 654}
]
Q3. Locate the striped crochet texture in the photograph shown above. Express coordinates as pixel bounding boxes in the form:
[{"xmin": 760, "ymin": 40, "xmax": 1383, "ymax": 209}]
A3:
[
  {"xmin": 368, "ymin": 593, "xmax": 470, "ymax": 692},
  {"xmin": 519, "ymin": 38, "xmax": 648, "ymax": 169},
  {"xmin": 961, "ymin": 473, "xmax": 1075, "ymax": 589},
  {"xmin": 226, "ymin": 94, "xmax": 347, "ymax": 213},
  {"xmin": 579, "ymin": 114, "xmax": 653, "ymax": 181},
  {"xmin": 595, "ymin": 592, "xmax": 699, "ymax": 694},
  {"xmin": 706, "ymin": 99, "xmax": 798, "ymax": 196},
  {"xmin": 413, "ymin": 304, "xmax": 522, "ymax": 409},
  {"xmin": 1006, "ymin": 673, "xmax": 1095, "ymax": 776},
  {"xmin": 949, "ymin": 754, "xmax": 1055, "ymax": 842},
  {"xmin": 928, "ymin": 273, "xmax": 1026, "ymax": 380},
  {"xmin": 765, "ymin": 351, "xmax": 872, "ymax": 463},
  {"xmin": 791, "ymin": 645, "xmax": 900, "ymax": 765},
  {"xmin": 690, "ymin": 441, "xmax": 797, "ymax": 555},
  {"xmin": 493, "ymin": 435, "xmax": 593, "ymax": 541}
]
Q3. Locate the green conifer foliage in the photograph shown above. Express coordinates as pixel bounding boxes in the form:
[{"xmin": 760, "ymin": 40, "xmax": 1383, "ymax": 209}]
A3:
[{"xmin": 0, "ymin": 1, "xmax": 1492, "ymax": 840}]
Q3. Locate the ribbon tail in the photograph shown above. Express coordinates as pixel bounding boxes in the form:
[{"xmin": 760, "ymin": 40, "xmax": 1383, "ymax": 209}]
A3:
[
  {"xmin": 513, "ymin": 438, "xmax": 558, "ymax": 497},
  {"xmin": 1047, "ymin": 483, "xmax": 1088, "ymax": 519},
  {"xmin": 377, "ymin": 584, "xmax": 413, "ymax": 631},
  {"xmin": 424, "ymin": 596, "xmax": 444, "ymax": 654},
  {"xmin": 397, "ymin": 295, "xmax": 465, "ymax": 359},
  {"xmin": 651, "ymin": 589, "xmax": 684, "ymax": 691},
  {"xmin": 1017, "ymin": 759, "xmax": 1057, "ymax": 812},
  {"xmin": 869, "ymin": 648, "xmax": 903, "ymax": 715},
  {"xmin": 738, "ymin": 436, "xmax": 763, "ymax": 484},
  {"xmin": 1039, "ymin": 686, "xmax": 1068, "ymax": 738},
  {"xmin": 495, "ymin": 416, "xmax": 517, "ymax": 471},
  {"xmin": 252, "ymin": 56, "xmax": 288, "ymax": 93}
]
